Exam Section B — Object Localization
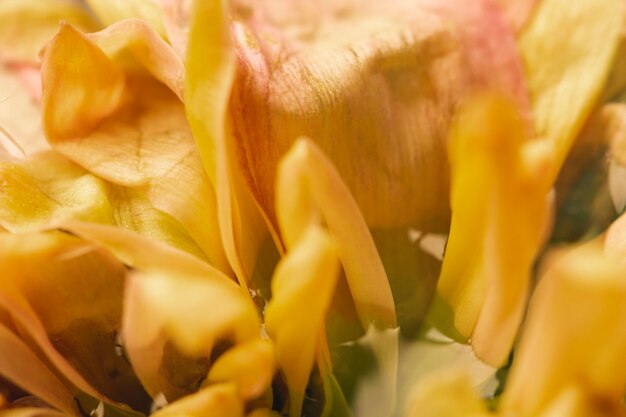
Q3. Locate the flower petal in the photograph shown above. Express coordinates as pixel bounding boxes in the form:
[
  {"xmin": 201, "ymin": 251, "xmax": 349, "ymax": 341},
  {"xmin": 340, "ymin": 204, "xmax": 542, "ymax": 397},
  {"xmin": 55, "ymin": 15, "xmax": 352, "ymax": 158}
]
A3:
[
  {"xmin": 519, "ymin": 0, "xmax": 623, "ymax": 181},
  {"xmin": 433, "ymin": 94, "xmax": 551, "ymax": 366},
  {"xmin": 501, "ymin": 242, "xmax": 626, "ymax": 416},
  {"xmin": 0, "ymin": 323, "xmax": 77, "ymax": 415},
  {"xmin": 276, "ymin": 139, "xmax": 396, "ymax": 329},
  {"xmin": 0, "ymin": 152, "xmax": 209, "ymax": 261},
  {"xmin": 185, "ymin": 0, "xmax": 273, "ymax": 288},
  {"xmin": 0, "ymin": 232, "xmax": 150, "ymax": 410},
  {"xmin": 84, "ymin": 0, "xmax": 166, "ymax": 36},
  {"xmin": 205, "ymin": 339, "xmax": 275, "ymax": 401},
  {"xmin": 151, "ymin": 383, "xmax": 243, "ymax": 417},
  {"xmin": 122, "ymin": 267, "xmax": 258, "ymax": 399},
  {"xmin": 0, "ymin": 0, "xmax": 97, "ymax": 63},
  {"xmin": 404, "ymin": 368, "xmax": 489, "ymax": 417},
  {"xmin": 264, "ymin": 225, "xmax": 340, "ymax": 417},
  {"xmin": 230, "ymin": 0, "xmax": 529, "ymax": 232}
]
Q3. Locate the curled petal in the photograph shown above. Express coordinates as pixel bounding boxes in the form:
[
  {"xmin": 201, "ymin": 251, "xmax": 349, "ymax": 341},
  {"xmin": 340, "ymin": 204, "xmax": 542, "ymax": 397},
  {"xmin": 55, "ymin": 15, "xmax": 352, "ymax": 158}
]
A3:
[
  {"xmin": 276, "ymin": 138, "xmax": 396, "ymax": 329},
  {"xmin": 185, "ymin": 0, "xmax": 272, "ymax": 288},
  {"xmin": 39, "ymin": 20, "xmax": 230, "ymax": 270},
  {"xmin": 86, "ymin": 19, "xmax": 185, "ymax": 99}
]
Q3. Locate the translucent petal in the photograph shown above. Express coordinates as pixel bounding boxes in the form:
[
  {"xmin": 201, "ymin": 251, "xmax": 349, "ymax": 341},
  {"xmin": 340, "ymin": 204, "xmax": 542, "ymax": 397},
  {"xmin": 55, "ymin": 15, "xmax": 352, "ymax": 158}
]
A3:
[{"xmin": 0, "ymin": 152, "xmax": 209, "ymax": 261}]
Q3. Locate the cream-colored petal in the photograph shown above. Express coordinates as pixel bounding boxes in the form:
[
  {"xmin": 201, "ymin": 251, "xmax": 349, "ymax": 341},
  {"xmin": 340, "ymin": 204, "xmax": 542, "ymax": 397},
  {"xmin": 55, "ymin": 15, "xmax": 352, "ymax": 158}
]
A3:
[{"xmin": 0, "ymin": 66, "xmax": 48, "ymax": 156}]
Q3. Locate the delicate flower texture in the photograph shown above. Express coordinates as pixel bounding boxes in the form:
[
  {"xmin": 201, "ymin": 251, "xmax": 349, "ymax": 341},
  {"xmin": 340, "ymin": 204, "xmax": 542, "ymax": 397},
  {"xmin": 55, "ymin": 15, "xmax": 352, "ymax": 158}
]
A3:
[{"xmin": 2, "ymin": 0, "xmax": 626, "ymax": 417}]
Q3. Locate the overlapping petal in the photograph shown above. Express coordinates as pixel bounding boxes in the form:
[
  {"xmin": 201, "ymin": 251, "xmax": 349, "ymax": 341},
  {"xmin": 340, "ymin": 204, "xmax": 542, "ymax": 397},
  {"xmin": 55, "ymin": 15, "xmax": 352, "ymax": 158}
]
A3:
[
  {"xmin": 433, "ymin": 94, "xmax": 551, "ymax": 366},
  {"xmin": 0, "ymin": 231, "xmax": 150, "ymax": 411}
]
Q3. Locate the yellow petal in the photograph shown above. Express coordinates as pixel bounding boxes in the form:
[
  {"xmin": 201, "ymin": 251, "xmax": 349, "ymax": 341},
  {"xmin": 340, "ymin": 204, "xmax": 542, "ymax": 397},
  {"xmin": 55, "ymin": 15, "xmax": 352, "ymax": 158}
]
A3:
[
  {"xmin": 0, "ymin": 408, "xmax": 69, "ymax": 417},
  {"xmin": 536, "ymin": 386, "xmax": 621, "ymax": 417},
  {"xmin": 264, "ymin": 225, "xmax": 340, "ymax": 417},
  {"xmin": 404, "ymin": 368, "xmax": 490, "ymax": 417},
  {"xmin": 40, "ymin": 20, "xmax": 230, "ymax": 268},
  {"xmin": 519, "ymin": 0, "xmax": 623, "ymax": 181},
  {"xmin": 185, "ymin": 0, "xmax": 272, "ymax": 288},
  {"xmin": 122, "ymin": 268, "xmax": 258, "ymax": 399},
  {"xmin": 41, "ymin": 24, "xmax": 125, "ymax": 145},
  {"xmin": 151, "ymin": 383, "xmax": 243, "ymax": 417},
  {"xmin": 41, "ymin": 24, "xmax": 190, "ymax": 187},
  {"xmin": 0, "ymin": 232, "xmax": 149, "ymax": 409},
  {"xmin": 0, "ymin": 0, "xmax": 98, "ymax": 63},
  {"xmin": 276, "ymin": 138, "xmax": 396, "ymax": 329},
  {"xmin": 205, "ymin": 339, "xmax": 275, "ymax": 401},
  {"xmin": 0, "ymin": 152, "xmax": 209, "ymax": 261},
  {"xmin": 84, "ymin": 0, "xmax": 167, "ymax": 38},
  {"xmin": 0, "ymin": 323, "xmax": 77, "ymax": 415},
  {"xmin": 433, "ymin": 94, "xmax": 552, "ymax": 366},
  {"xmin": 501, "ymin": 242, "xmax": 626, "ymax": 416},
  {"xmin": 86, "ymin": 19, "xmax": 185, "ymax": 100}
]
